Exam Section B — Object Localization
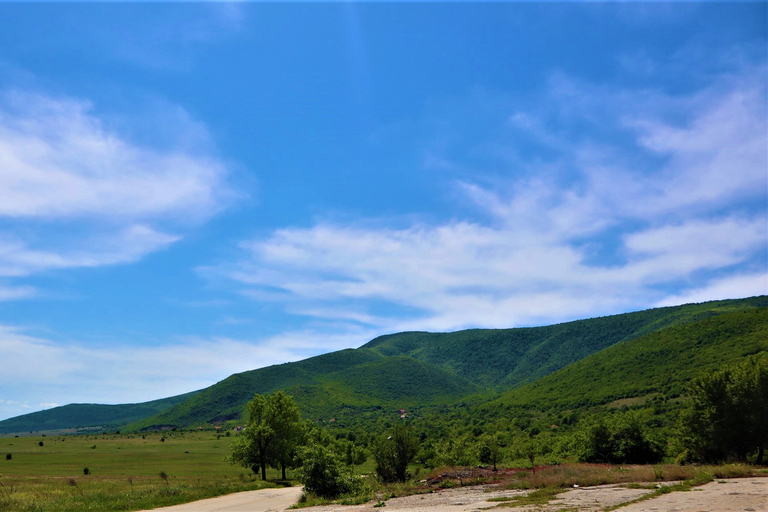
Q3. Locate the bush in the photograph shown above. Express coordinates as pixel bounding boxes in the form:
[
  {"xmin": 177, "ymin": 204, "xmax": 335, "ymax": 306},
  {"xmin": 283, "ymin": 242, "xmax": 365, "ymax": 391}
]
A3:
[
  {"xmin": 575, "ymin": 413, "xmax": 664, "ymax": 464},
  {"xmin": 83, "ymin": 467, "xmax": 90, "ymax": 475},
  {"xmin": 296, "ymin": 443, "xmax": 367, "ymax": 499},
  {"xmin": 5, "ymin": 453, "xmax": 11, "ymax": 460},
  {"xmin": 373, "ymin": 423, "xmax": 420, "ymax": 483},
  {"xmin": 674, "ymin": 356, "xmax": 768, "ymax": 464}
]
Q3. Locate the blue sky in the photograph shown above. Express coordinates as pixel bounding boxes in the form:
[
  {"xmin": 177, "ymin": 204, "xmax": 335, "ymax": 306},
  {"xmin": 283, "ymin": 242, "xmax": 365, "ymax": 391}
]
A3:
[{"xmin": 0, "ymin": 2, "xmax": 765, "ymax": 421}]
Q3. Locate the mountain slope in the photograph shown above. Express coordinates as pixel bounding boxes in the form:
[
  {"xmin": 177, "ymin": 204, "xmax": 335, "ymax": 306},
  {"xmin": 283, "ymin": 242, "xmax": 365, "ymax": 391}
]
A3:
[
  {"xmin": 0, "ymin": 391, "xmax": 199, "ymax": 434},
  {"xmin": 362, "ymin": 296, "xmax": 768, "ymax": 388},
  {"xmin": 487, "ymin": 307, "xmax": 768, "ymax": 412},
  {"xmin": 126, "ymin": 350, "xmax": 479, "ymax": 429},
  {"xmin": 126, "ymin": 296, "xmax": 766, "ymax": 430}
]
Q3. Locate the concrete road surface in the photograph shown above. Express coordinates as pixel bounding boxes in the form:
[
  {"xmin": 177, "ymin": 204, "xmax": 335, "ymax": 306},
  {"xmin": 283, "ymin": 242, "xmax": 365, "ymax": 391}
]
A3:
[
  {"xmin": 136, "ymin": 486, "xmax": 304, "ymax": 512},
  {"xmin": 616, "ymin": 477, "xmax": 767, "ymax": 512}
]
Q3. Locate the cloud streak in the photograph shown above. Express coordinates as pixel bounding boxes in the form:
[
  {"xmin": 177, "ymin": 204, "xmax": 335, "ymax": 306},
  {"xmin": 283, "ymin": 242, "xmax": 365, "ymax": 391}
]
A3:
[{"xmin": 213, "ymin": 65, "xmax": 767, "ymax": 332}]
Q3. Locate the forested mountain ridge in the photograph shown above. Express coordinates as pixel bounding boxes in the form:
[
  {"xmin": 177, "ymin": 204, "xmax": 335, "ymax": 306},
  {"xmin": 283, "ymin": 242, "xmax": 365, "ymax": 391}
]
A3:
[
  {"xmin": 125, "ymin": 296, "xmax": 766, "ymax": 430},
  {"xmin": 1, "ymin": 296, "xmax": 765, "ymax": 434},
  {"xmin": 486, "ymin": 307, "xmax": 768, "ymax": 413},
  {"xmin": 362, "ymin": 296, "xmax": 768, "ymax": 388}
]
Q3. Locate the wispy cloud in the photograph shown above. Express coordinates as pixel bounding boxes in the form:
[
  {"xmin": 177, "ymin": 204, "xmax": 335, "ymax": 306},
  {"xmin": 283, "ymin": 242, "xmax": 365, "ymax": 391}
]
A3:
[
  {"xmin": 210, "ymin": 64, "xmax": 767, "ymax": 332},
  {"xmin": 0, "ymin": 90, "xmax": 232, "ymax": 288},
  {"xmin": 656, "ymin": 272, "xmax": 768, "ymax": 308},
  {"xmin": 0, "ymin": 283, "xmax": 36, "ymax": 301},
  {"xmin": 0, "ymin": 91, "xmax": 230, "ymax": 220}
]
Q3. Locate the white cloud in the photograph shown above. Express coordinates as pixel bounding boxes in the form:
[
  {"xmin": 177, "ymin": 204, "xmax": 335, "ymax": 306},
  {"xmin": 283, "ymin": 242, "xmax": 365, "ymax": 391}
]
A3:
[
  {"xmin": 213, "ymin": 67, "xmax": 767, "ymax": 331},
  {"xmin": 0, "ymin": 225, "xmax": 179, "ymax": 277},
  {"xmin": 0, "ymin": 90, "xmax": 232, "ymax": 286},
  {"xmin": 0, "ymin": 91, "xmax": 230, "ymax": 220},
  {"xmin": 656, "ymin": 273, "xmax": 768, "ymax": 307}
]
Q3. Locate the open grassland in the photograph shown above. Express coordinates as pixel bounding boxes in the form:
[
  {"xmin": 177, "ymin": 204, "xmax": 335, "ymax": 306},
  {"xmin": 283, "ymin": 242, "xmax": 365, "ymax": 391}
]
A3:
[{"xmin": 0, "ymin": 431, "xmax": 288, "ymax": 512}]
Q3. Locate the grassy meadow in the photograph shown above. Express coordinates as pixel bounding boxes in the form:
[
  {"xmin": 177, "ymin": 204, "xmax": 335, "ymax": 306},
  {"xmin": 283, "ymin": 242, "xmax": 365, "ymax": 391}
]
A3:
[{"xmin": 0, "ymin": 431, "xmax": 287, "ymax": 512}]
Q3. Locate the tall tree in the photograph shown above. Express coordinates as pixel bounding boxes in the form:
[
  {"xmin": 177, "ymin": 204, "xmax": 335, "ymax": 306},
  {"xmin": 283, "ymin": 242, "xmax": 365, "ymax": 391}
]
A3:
[
  {"xmin": 229, "ymin": 391, "xmax": 302, "ymax": 480},
  {"xmin": 269, "ymin": 391, "xmax": 302, "ymax": 479}
]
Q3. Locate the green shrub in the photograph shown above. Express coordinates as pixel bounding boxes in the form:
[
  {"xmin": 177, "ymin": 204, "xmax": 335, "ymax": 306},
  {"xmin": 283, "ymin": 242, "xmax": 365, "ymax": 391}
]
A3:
[
  {"xmin": 296, "ymin": 442, "xmax": 368, "ymax": 499},
  {"xmin": 372, "ymin": 423, "xmax": 419, "ymax": 483},
  {"xmin": 574, "ymin": 412, "xmax": 664, "ymax": 464}
]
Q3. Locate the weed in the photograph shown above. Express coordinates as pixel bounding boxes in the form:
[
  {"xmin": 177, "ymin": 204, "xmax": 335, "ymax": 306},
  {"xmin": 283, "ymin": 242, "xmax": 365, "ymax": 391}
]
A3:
[{"xmin": 493, "ymin": 487, "xmax": 562, "ymax": 508}]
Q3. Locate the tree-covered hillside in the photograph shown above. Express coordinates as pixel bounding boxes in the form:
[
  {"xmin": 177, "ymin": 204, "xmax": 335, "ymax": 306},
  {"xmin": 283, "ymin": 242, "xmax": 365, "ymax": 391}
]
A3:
[
  {"xmin": 126, "ymin": 350, "xmax": 478, "ymax": 430},
  {"xmin": 126, "ymin": 296, "xmax": 766, "ymax": 430},
  {"xmin": 487, "ymin": 307, "xmax": 768, "ymax": 412},
  {"xmin": 2, "ymin": 296, "xmax": 764, "ymax": 434},
  {"xmin": 0, "ymin": 391, "xmax": 199, "ymax": 434},
  {"xmin": 363, "ymin": 296, "xmax": 768, "ymax": 388}
]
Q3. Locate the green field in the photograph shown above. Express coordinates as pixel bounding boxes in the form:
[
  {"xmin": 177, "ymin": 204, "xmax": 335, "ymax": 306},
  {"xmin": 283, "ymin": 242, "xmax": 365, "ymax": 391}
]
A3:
[{"xmin": 0, "ymin": 431, "xmax": 287, "ymax": 512}]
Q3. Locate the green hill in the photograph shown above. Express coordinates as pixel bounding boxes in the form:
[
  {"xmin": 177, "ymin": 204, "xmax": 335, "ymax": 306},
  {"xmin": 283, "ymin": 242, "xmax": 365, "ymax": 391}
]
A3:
[
  {"xmin": 488, "ymin": 307, "xmax": 768, "ymax": 413},
  {"xmin": 126, "ymin": 350, "xmax": 479, "ymax": 430},
  {"xmin": 363, "ymin": 296, "xmax": 768, "ymax": 388},
  {"xmin": 0, "ymin": 391, "xmax": 199, "ymax": 434},
  {"xmin": 126, "ymin": 296, "xmax": 767, "ymax": 430}
]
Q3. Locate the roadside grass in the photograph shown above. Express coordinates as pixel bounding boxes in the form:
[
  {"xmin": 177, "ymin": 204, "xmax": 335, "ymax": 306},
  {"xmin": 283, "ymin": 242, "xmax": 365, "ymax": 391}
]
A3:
[
  {"xmin": 290, "ymin": 477, "xmax": 426, "ymax": 509},
  {"xmin": 503, "ymin": 463, "xmax": 757, "ymax": 490},
  {"xmin": 0, "ymin": 431, "xmax": 288, "ymax": 512}
]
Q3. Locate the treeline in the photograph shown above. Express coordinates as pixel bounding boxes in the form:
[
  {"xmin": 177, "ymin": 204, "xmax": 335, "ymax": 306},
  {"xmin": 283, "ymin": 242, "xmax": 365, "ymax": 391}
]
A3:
[{"xmin": 229, "ymin": 356, "xmax": 767, "ymax": 501}]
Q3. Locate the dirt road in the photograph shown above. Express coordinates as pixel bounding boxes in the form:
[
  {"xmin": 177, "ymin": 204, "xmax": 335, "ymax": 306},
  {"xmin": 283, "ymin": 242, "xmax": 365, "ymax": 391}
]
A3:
[{"xmin": 136, "ymin": 486, "xmax": 304, "ymax": 512}]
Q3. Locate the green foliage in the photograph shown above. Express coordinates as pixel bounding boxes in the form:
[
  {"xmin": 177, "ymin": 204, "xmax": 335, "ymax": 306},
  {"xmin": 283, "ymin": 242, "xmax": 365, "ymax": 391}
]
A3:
[
  {"xmin": 372, "ymin": 423, "xmax": 420, "ymax": 483},
  {"xmin": 574, "ymin": 412, "xmax": 664, "ymax": 464},
  {"xmin": 228, "ymin": 392, "xmax": 302, "ymax": 480},
  {"xmin": 432, "ymin": 434, "xmax": 477, "ymax": 484},
  {"xmin": 477, "ymin": 433, "xmax": 505, "ymax": 470},
  {"xmin": 674, "ymin": 355, "xmax": 768, "ymax": 464},
  {"xmin": 295, "ymin": 442, "xmax": 367, "ymax": 499}
]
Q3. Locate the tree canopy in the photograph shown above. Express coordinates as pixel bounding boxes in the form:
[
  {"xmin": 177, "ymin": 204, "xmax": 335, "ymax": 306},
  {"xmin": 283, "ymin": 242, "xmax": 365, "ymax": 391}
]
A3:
[
  {"xmin": 229, "ymin": 391, "xmax": 302, "ymax": 480},
  {"xmin": 676, "ymin": 355, "xmax": 768, "ymax": 464}
]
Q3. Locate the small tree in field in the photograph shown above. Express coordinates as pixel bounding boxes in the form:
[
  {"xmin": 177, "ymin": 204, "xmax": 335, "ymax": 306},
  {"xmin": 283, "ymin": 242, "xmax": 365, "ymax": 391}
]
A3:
[
  {"xmin": 478, "ymin": 433, "xmax": 505, "ymax": 471},
  {"xmin": 433, "ymin": 434, "xmax": 476, "ymax": 485},
  {"xmin": 372, "ymin": 423, "xmax": 420, "ymax": 483}
]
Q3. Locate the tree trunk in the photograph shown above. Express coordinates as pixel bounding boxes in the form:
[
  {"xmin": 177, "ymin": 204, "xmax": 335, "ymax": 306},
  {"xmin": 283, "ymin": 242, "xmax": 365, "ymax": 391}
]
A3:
[
  {"xmin": 757, "ymin": 444, "xmax": 764, "ymax": 466},
  {"xmin": 281, "ymin": 463, "xmax": 287, "ymax": 480},
  {"xmin": 261, "ymin": 461, "xmax": 267, "ymax": 481}
]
